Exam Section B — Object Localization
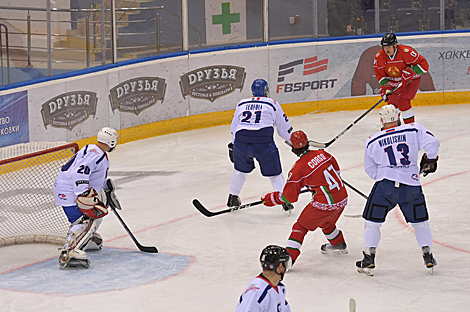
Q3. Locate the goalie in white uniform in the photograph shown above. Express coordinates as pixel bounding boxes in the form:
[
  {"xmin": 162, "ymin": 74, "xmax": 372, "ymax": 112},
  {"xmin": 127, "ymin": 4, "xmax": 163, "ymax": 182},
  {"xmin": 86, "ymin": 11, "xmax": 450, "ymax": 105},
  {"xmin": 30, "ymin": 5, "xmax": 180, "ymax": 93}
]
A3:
[{"xmin": 53, "ymin": 127, "xmax": 120, "ymax": 268}]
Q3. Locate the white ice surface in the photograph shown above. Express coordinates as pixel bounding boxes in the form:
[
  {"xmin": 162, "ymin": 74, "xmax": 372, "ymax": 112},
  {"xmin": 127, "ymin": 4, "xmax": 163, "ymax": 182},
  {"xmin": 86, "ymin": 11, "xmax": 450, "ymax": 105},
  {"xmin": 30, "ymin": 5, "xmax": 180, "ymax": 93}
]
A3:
[{"xmin": 1, "ymin": 104, "xmax": 469, "ymax": 311}]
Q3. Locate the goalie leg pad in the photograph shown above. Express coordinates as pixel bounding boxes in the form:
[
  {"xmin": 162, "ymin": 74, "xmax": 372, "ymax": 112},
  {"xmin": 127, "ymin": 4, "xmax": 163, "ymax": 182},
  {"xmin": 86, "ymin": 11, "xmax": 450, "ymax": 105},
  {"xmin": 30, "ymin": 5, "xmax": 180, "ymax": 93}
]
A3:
[
  {"xmin": 63, "ymin": 217, "xmax": 100, "ymax": 251},
  {"xmin": 83, "ymin": 218, "xmax": 103, "ymax": 250},
  {"xmin": 85, "ymin": 233, "xmax": 103, "ymax": 250}
]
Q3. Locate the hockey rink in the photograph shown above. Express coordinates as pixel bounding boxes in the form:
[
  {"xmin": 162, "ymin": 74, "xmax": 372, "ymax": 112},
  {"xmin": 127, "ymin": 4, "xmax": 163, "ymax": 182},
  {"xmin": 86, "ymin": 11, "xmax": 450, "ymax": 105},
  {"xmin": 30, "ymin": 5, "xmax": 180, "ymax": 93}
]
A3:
[{"xmin": 0, "ymin": 103, "xmax": 469, "ymax": 311}]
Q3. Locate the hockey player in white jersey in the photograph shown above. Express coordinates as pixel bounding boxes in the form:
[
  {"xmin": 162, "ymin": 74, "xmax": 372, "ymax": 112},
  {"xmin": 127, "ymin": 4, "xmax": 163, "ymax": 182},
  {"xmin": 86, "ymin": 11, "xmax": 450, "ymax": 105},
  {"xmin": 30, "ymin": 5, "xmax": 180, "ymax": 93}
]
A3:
[
  {"xmin": 228, "ymin": 79, "xmax": 294, "ymax": 213},
  {"xmin": 356, "ymin": 105, "xmax": 440, "ymax": 275},
  {"xmin": 53, "ymin": 127, "xmax": 119, "ymax": 268},
  {"xmin": 235, "ymin": 245, "xmax": 292, "ymax": 312}
]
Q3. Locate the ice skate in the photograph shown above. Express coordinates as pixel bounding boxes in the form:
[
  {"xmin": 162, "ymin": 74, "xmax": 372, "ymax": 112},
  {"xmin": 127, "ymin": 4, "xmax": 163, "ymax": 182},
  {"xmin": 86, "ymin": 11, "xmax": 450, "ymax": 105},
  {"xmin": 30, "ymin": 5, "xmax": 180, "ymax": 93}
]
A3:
[
  {"xmin": 59, "ymin": 249, "xmax": 90, "ymax": 269},
  {"xmin": 320, "ymin": 242, "xmax": 348, "ymax": 254},
  {"xmin": 422, "ymin": 246, "xmax": 437, "ymax": 274},
  {"xmin": 227, "ymin": 194, "xmax": 241, "ymax": 207},
  {"xmin": 356, "ymin": 248, "xmax": 376, "ymax": 276},
  {"xmin": 282, "ymin": 203, "xmax": 294, "ymax": 216}
]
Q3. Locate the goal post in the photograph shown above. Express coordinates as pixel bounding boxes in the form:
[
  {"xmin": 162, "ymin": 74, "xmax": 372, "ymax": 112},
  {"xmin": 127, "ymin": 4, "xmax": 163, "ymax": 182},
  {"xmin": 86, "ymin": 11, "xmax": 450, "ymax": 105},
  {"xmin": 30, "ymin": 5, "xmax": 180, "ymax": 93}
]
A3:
[{"xmin": 0, "ymin": 142, "xmax": 79, "ymax": 247}]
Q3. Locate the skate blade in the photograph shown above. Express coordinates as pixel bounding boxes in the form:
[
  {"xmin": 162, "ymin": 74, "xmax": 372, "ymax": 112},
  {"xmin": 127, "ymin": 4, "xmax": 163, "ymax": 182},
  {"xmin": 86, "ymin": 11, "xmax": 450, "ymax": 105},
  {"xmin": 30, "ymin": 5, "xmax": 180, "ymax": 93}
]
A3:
[
  {"xmin": 321, "ymin": 249, "xmax": 349, "ymax": 255},
  {"xmin": 427, "ymin": 266, "xmax": 434, "ymax": 275},
  {"xmin": 357, "ymin": 267, "xmax": 374, "ymax": 276}
]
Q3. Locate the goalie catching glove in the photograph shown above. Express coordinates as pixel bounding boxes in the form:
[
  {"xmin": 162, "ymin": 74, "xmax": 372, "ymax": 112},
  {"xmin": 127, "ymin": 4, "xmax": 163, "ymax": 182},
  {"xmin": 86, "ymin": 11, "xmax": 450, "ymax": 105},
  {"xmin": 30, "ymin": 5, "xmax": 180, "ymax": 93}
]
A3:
[
  {"xmin": 261, "ymin": 191, "xmax": 285, "ymax": 207},
  {"xmin": 105, "ymin": 179, "xmax": 122, "ymax": 210},
  {"xmin": 76, "ymin": 188, "xmax": 108, "ymax": 219},
  {"xmin": 420, "ymin": 153, "xmax": 438, "ymax": 177}
]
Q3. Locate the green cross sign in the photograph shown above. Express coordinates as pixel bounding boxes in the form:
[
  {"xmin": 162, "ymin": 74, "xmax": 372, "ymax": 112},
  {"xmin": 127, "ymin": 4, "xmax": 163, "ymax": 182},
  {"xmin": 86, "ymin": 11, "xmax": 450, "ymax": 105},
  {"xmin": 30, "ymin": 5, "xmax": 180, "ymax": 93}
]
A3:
[{"xmin": 212, "ymin": 2, "xmax": 240, "ymax": 35}]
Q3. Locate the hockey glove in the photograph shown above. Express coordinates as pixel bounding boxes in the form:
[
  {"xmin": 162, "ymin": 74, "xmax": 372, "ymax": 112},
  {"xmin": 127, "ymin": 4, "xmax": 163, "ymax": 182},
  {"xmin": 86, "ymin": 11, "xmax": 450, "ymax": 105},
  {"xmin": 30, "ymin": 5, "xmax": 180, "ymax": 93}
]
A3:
[
  {"xmin": 105, "ymin": 178, "xmax": 122, "ymax": 210},
  {"xmin": 261, "ymin": 191, "xmax": 285, "ymax": 207},
  {"xmin": 401, "ymin": 66, "xmax": 416, "ymax": 85},
  {"xmin": 228, "ymin": 142, "xmax": 234, "ymax": 163},
  {"xmin": 380, "ymin": 85, "xmax": 393, "ymax": 101},
  {"xmin": 420, "ymin": 153, "xmax": 438, "ymax": 177},
  {"xmin": 76, "ymin": 188, "xmax": 108, "ymax": 219}
]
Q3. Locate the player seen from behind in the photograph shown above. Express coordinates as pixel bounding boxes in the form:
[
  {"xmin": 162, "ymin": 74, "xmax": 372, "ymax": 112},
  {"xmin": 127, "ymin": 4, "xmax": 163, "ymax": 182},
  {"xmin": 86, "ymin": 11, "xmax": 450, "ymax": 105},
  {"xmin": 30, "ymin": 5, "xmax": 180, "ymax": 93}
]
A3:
[
  {"xmin": 235, "ymin": 245, "xmax": 291, "ymax": 312},
  {"xmin": 261, "ymin": 130, "xmax": 349, "ymax": 265},
  {"xmin": 53, "ymin": 127, "xmax": 120, "ymax": 269},
  {"xmin": 228, "ymin": 78, "xmax": 294, "ymax": 214},
  {"xmin": 374, "ymin": 32, "xmax": 429, "ymax": 124},
  {"xmin": 356, "ymin": 105, "xmax": 439, "ymax": 276}
]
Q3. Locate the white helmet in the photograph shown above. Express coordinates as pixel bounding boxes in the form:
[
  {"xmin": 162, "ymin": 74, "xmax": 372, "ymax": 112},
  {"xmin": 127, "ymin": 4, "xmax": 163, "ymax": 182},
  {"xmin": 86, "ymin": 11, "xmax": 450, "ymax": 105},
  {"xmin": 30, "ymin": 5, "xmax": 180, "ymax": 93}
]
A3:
[
  {"xmin": 379, "ymin": 105, "xmax": 400, "ymax": 124},
  {"xmin": 97, "ymin": 127, "xmax": 119, "ymax": 150}
]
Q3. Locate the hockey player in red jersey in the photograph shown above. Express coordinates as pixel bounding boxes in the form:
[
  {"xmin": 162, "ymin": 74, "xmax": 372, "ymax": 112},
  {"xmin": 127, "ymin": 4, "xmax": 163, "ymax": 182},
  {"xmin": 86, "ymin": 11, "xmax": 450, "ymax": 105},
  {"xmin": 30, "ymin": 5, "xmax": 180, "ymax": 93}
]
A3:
[
  {"xmin": 261, "ymin": 130, "xmax": 349, "ymax": 264},
  {"xmin": 374, "ymin": 32, "xmax": 429, "ymax": 124}
]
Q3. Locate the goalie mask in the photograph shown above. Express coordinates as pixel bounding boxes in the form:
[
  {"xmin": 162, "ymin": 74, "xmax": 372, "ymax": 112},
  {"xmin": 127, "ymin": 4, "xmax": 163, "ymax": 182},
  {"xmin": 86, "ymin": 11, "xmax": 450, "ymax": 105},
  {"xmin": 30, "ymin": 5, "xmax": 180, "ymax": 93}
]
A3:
[{"xmin": 97, "ymin": 127, "xmax": 119, "ymax": 152}]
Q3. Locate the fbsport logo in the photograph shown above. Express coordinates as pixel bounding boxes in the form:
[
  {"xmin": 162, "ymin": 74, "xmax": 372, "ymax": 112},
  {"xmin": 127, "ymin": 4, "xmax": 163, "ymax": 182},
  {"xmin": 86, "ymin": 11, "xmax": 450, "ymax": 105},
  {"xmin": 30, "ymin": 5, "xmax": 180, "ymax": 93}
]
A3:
[{"xmin": 276, "ymin": 56, "xmax": 337, "ymax": 93}]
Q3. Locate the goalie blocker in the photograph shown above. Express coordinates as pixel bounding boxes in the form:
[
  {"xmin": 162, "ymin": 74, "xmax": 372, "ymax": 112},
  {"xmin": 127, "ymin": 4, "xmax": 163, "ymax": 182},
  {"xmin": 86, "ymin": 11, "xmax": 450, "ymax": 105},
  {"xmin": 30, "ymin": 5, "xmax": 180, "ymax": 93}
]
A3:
[{"xmin": 105, "ymin": 178, "xmax": 122, "ymax": 210}]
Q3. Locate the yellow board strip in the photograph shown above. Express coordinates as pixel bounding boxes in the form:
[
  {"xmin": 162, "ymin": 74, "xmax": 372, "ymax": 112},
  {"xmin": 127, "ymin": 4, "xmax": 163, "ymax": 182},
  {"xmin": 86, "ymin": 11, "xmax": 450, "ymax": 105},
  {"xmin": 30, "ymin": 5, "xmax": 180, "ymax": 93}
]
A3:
[{"xmin": 74, "ymin": 92, "xmax": 470, "ymax": 148}]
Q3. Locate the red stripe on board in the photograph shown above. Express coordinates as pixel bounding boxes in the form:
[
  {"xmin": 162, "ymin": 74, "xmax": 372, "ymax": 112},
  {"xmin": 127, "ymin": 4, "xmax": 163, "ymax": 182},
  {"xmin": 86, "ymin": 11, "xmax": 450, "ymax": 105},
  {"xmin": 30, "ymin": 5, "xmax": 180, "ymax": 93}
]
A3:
[{"xmin": 303, "ymin": 65, "xmax": 328, "ymax": 75}]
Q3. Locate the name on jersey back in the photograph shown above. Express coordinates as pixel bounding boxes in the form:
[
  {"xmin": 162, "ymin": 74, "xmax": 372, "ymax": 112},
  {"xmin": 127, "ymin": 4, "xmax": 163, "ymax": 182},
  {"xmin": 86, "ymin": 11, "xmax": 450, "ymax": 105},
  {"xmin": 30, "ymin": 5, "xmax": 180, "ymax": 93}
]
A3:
[{"xmin": 378, "ymin": 134, "xmax": 406, "ymax": 147}]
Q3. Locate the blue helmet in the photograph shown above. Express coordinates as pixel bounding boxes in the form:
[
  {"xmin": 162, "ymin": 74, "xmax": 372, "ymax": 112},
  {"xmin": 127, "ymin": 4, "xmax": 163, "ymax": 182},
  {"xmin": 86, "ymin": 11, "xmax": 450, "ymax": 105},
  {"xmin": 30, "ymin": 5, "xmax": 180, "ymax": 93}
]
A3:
[{"xmin": 251, "ymin": 79, "xmax": 269, "ymax": 97}]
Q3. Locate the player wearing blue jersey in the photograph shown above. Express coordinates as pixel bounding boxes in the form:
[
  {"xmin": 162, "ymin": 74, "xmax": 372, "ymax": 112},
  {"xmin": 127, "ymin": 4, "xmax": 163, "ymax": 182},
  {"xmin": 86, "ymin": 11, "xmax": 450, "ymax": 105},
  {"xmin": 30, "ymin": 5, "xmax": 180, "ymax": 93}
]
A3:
[
  {"xmin": 54, "ymin": 127, "xmax": 119, "ymax": 269},
  {"xmin": 356, "ymin": 105, "xmax": 440, "ymax": 275},
  {"xmin": 228, "ymin": 79, "xmax": 294, "ymax": 213},
  {"xmin": 235, "ymin": 245, "xmax": 291, "ymax": 312}
]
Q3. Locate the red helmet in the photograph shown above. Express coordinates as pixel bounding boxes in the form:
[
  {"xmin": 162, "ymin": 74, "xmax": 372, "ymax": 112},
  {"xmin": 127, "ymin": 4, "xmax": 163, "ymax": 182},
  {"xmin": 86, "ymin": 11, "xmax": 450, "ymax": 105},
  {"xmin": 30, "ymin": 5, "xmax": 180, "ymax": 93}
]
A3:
[{"xmin": 290, "ymin": 130, "xmax": 309, "ymax": 149}]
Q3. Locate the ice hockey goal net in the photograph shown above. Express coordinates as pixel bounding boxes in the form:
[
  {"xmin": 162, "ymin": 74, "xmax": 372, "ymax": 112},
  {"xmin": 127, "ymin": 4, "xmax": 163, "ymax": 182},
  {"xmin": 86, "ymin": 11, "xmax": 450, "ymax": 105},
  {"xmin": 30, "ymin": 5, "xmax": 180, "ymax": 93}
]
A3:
[{"xmin": 0, "ymin": 142, "xmax": 79, "ymax": 247}]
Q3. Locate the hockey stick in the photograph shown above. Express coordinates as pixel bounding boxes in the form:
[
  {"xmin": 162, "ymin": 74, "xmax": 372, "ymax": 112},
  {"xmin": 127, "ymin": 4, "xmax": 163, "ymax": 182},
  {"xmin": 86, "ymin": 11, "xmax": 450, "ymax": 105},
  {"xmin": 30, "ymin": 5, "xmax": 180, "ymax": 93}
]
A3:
[
  {"xmin": 343, "ymin": 180, "xmax": 369, "ymax": 200},
  {"xmin": 109, "ymin": 207, "xmax": 159, "ymax": 253},
  {"xmin": 193, "ymin": 189, "xmax": 309, "ymax": 217},
  {"xmin": 308, "ymin": 82, "xmax": 403, "ymax": 149},
  {"xmin": 106, "ymin": 180, "xmax": 158, "ymax": 253}
]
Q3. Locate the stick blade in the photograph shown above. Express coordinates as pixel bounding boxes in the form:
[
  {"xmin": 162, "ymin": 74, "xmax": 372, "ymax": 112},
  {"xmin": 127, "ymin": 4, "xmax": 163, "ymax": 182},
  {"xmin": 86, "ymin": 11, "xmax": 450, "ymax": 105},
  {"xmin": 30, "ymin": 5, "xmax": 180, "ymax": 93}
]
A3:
[
  {"xmin": 308, "ymin": 140, "xmax": 327, "ymax": 149},
  {"xmin": 192, "ymin": 199, "xmax": 218, "ymax": 217},
  {"xmin": 138, "ymin": 245, "xmax": 159, "ymax": 253}
]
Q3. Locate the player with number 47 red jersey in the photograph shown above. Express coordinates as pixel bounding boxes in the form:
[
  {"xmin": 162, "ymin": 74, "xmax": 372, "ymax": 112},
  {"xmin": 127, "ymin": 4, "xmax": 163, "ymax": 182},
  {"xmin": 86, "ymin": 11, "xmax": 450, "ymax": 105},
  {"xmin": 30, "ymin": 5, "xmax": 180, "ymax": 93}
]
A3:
[
  {"xmin": 374, "ymin": 32, "xmax": 429, "ymax": 124},
  {"xmin": 261, "ymin": 130, "xmax": 349, "ymax": 265}
]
